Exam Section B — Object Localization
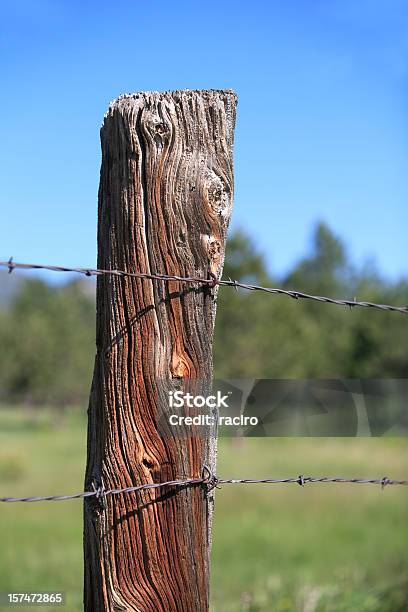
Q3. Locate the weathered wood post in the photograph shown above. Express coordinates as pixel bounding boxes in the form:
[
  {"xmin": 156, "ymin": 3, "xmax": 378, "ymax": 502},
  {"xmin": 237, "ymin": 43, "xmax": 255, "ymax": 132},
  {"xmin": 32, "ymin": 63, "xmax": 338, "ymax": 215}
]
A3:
[{"xmin": 84, "ymin": 89, "xmax": 236, "ymax": 611}]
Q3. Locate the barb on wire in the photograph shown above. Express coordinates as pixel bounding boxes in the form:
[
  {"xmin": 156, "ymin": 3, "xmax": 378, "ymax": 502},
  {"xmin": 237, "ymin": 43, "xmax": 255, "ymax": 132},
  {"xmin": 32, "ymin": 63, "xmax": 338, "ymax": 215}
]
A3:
[
  {"xmin": 1, "ymin": 468, "xmax": 407, "ymax": 502},
  {"xmin": 1, "ymin": 260, "xmax": 407, "ymax": 314}
]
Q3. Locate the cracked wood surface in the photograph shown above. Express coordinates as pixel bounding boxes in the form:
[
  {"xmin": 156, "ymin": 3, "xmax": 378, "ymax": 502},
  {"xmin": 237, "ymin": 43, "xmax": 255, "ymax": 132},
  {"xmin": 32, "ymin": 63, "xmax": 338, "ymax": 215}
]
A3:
[{"xmin": 84, "ymin": 89, "xmax": 236, "ymax": 611}]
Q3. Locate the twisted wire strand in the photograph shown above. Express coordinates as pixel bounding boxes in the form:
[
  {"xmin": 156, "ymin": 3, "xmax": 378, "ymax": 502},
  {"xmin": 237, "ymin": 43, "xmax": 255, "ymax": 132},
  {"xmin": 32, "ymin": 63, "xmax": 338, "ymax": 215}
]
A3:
[
  {"xmin": 1, "ymin": 259, "xmax": 407, "ymax": 314},
  {"xmin": 1, "ymin": 469, "xmax": 407, "ymax": 502}
]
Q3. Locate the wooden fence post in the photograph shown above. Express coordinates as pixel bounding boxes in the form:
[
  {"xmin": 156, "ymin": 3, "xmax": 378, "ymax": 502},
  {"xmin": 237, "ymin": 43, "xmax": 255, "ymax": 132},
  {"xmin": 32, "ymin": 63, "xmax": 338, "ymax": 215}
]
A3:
[{"xmin": 84, "ymin": 89, "xmax": 237, "ymax": 611}]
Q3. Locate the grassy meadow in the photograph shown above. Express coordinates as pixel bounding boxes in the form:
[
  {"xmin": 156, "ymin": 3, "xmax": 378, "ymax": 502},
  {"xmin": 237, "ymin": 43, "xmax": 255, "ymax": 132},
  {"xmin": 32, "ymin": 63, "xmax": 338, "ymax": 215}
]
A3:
[{"xmin": 0, "ymin": 407, "xmax": 407, "ymax": 611}]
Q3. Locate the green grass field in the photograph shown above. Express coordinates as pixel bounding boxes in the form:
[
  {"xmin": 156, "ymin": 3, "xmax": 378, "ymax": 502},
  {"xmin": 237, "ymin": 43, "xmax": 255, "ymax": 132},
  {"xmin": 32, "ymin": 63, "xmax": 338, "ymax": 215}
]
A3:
[{"xmin": 0, "ymin": 407, "xmax": 407, "ymax": 611}]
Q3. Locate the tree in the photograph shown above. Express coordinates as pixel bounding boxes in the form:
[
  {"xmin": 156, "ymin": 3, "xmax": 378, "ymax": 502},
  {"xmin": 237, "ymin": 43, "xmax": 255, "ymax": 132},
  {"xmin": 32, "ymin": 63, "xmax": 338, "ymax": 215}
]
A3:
[
  {"xmin": 284, "ymin": 222, "xmax": 349, "ymax": 295},
  {"xmin": 0, "ymin": 279, "xmax": 95, "ymax": 407}
]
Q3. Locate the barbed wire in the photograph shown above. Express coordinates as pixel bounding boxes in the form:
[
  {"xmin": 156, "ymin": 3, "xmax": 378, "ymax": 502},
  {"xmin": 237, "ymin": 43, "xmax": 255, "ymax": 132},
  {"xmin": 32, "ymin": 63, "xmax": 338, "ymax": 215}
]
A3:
[
  {"xmin": 1, "ymin": 259, "xmax": 407, "ymax": 314},
  {"xmin": 1, "ymin": 466, "xmax": 407, "ymax": 503}
]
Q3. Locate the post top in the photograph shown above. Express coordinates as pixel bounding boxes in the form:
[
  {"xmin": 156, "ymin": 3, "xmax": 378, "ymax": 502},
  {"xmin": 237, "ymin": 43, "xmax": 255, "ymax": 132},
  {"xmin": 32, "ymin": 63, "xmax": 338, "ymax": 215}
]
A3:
[{"xmin": 105, "ymin": 89, "xmax": 237, "ymax": 119}]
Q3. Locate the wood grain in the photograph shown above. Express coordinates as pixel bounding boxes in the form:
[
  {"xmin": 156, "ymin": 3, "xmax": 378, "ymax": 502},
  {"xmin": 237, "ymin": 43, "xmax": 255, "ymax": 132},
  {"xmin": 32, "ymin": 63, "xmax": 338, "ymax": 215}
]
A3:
[{"xmin": 84, "ymin": 89, "xmax": 236, "ymax": 611}]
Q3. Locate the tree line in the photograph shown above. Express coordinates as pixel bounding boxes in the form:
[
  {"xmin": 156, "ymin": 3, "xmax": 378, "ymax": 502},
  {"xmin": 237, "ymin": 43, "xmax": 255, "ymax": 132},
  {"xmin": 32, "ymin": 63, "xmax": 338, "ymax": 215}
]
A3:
[{"xmin": 0, "ymin": 222, "xmax": 407, "ymax": 408}]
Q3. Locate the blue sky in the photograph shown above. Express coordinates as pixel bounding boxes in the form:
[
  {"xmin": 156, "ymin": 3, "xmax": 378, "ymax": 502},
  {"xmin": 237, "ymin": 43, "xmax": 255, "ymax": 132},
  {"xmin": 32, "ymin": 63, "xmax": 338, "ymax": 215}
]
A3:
[{"xmin": 1, "ymin": 0, "xmax": 407, "ymax": 282}]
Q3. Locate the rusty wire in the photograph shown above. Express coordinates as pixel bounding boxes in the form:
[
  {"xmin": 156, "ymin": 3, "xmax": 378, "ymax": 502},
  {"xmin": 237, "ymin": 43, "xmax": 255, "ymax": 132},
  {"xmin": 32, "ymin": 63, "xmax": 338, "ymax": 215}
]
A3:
[
  {"xmin": 1, "ymin": 259, "xmax": 408, "ymax": 314},
  {"xmin": 1, "ymin": 466, "xmax": 407, "ymax": 503}
]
